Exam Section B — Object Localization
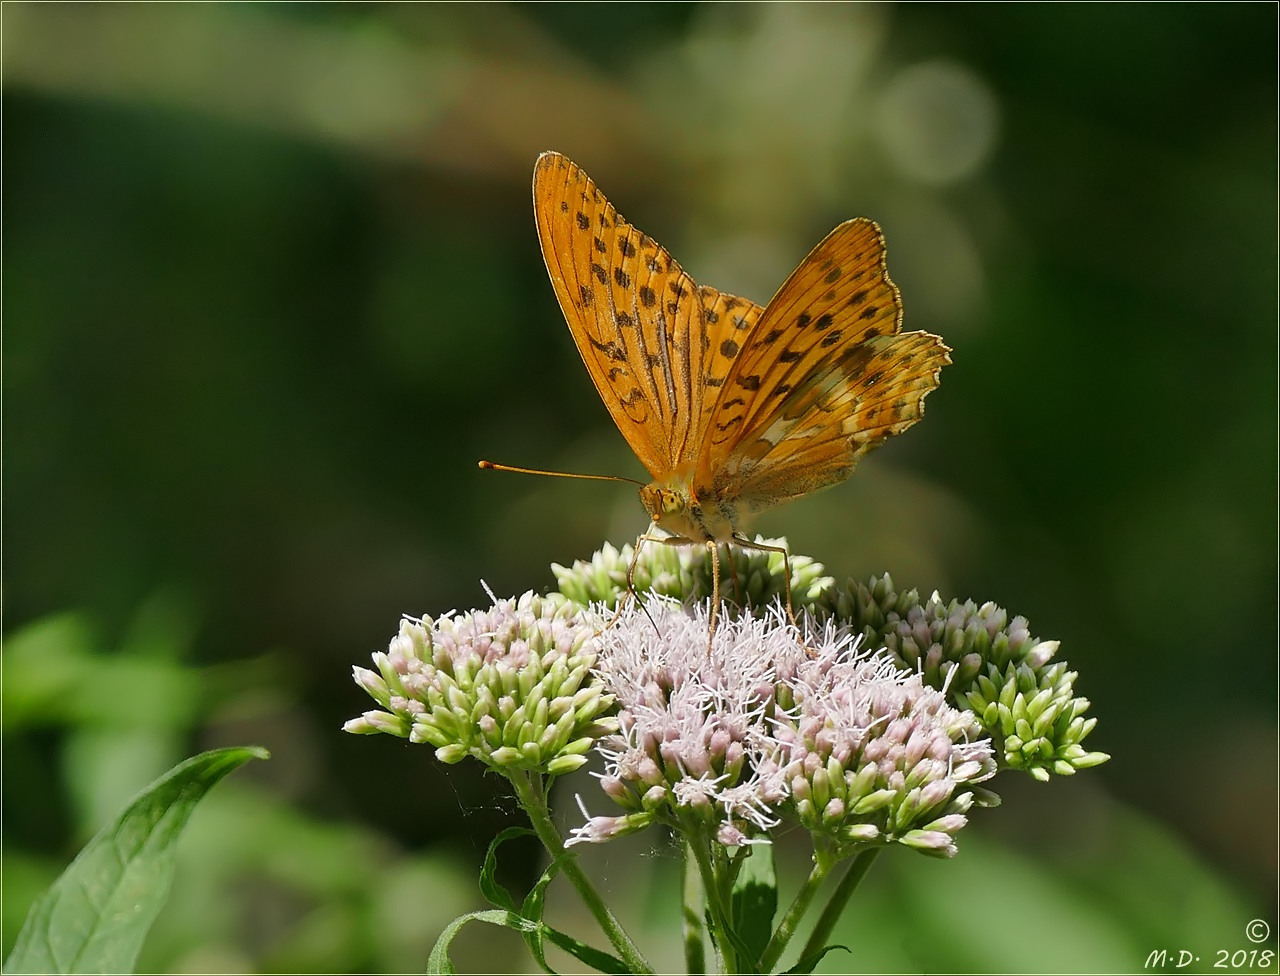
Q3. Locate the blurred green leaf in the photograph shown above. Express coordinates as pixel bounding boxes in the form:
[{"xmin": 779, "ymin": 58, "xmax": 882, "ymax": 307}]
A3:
[
  {"xmin": 1, "ymin": 607, "xmax": 202, "ymax": 735},
  {"xmin": 5, "ymin": 746, "xmax": 268, "ymax": 975},
  {"xmin": 1, "ymin": 612, "xmax": 96, "ymax": 730},
  {"xmin": 730, "ymin": 844, "xmax": 777, "ymax": 965}
]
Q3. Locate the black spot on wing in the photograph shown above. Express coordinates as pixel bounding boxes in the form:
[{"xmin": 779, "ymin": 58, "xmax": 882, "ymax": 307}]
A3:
[{"xmin": 588, "ymin": 335, "xmax": 628, "ymax": 361}]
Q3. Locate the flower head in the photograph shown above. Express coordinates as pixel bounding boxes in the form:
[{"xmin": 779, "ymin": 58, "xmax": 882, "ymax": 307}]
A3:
[
  {"xmin": 773, "ymin": 635, "xmax": 997, "ymax": 857},
  {"xmin": 553, "ymin": 536, "xmax": 833, "ymax": 614},
  {"xmin": 569, "ymin": 599, "xmax": 792, "ymax": 847},
  {"xmin": 344, "ymin": 590, "xmax": 617, "ymax": 777},
  {"xmin": 569, "ymin": 597, "xmax": 996, "ymax": 858}
]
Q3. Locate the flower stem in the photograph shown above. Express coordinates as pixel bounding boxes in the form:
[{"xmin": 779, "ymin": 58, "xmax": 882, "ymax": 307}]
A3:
[
  {"xmin": 682, "ymin": 840, "xmax": 706, "ymax": 975},
  {"xmin": 686, "ymin": 825, "xmax": 738, "ymax": 973},
  {"xmin": 758, "ymin": 856, "xmax": 830, "ymax": 971},
  {"xmin": 509, "ymin": 771, "xmax": 652, "ymax": 975},
  {"xmin": 798, "ymin": 847, "xmax": 881, "ymax": 964}
]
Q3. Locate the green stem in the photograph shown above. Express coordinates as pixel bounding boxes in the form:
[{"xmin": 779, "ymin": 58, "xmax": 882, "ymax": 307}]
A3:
[
  {"xmin": 682, "ymin": 841, "xmax": 706, "ymax": 976},
  {"xmin": 509, "ymin": 771, "xmax": 652, "ymax": 976},
  {"xmin": 798, "ymin": 847, "xmax": 881, "ymax": 964},
  {"xmin": 758, "ymin": 856, "xmax": 830, "ymax": 971},
  {"xmin": 686, "ymin": 825, "xmax": 738, "ymax": 973}
]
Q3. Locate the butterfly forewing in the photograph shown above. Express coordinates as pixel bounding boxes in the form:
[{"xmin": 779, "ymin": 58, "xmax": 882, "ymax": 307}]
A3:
[
  {"xmin": 534, "ymin": 152, "xmax": 711, "ymax": 480},
  {"xmin": 695, "ymin": 218, "xmax": 949, "ymax": 508},
  {"xmin": 705, "ymin": 220, "xmax": 900, "ymax": 446}
]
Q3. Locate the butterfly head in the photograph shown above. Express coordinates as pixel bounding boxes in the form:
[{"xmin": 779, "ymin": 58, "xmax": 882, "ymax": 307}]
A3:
[{"xmin": 639, "ymin": 480, "xmax": 737, "ymax": 543}]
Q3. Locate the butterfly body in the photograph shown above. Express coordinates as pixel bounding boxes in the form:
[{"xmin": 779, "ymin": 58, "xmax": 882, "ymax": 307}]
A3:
[{"xmin": 527, "ymin": 151, "xmax": 950, "ymax": 616}]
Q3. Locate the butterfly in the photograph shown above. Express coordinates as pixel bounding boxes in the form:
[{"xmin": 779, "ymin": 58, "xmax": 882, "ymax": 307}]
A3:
[{"xmin": 484, "ymin": 151, "xmax": 950, "ymax": 633}]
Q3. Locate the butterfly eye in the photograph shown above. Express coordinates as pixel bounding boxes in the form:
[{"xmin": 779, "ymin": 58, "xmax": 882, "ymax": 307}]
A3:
[{"xmin": 661, "ymin": 490, "xmax": 683, "ymax": 516}]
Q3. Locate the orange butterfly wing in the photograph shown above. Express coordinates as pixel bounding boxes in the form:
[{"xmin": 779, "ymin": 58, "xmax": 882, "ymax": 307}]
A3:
[
  {"xmin": 694, "ymin": 219, "xmax": 950, "ymax": 514},
  {"xmin": 533, "ymin": 152, "xmax": 760, "ymax": 479},
  {"xmin": 534, "ymin": 153, "xmax": 948, "ymax": 527}
]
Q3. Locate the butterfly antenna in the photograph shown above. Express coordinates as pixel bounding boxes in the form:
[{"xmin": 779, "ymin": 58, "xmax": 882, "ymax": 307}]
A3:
[{"xmin": 478, "ymin": 460, "xmax": 646, "ymax": 487}]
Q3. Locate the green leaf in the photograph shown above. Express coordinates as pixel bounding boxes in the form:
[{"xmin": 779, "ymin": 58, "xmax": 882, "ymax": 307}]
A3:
[
  {"xmin": 730, "ymin": 844, "xmax": 777, "ymax": 966},
  {"xmin": 428, "ymin": 909, "xmax": 535, "ymax": 976},
  {"xmin": 450, "ymin": 843, "xmax": 628, "ymax": 976},
  {"xmin": 522, "ymin": 854, "xmax": 630, "ymax": 975},
  {"xmin": 782, "ymin": 943, "xmax": 850, "ymax": 975},
  {"xmin": 479, "ymin": 826, "xmax": 535, "ymax": 913},
  {"xmin": 519, "ymin": 856, "xmax": 560, "ymax": 975},
  {"xmin": 4, "ymin": 745, "xmax": 268, "ymax": 975},
  {"xmin": 537, "ymin": 925, "xmax": 629, "ymax": 976},
  {"xmin": 716, "ymin": 921, "xmax": 763, "ymax": 976}
]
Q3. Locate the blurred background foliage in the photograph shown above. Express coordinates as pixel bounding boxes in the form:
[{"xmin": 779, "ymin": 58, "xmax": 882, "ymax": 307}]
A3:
[{"xmin": 3, "ymin": 3, "xmax": 1275, "ymax": 973}]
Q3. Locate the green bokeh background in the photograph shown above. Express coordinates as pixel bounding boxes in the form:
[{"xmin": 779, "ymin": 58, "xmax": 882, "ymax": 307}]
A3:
[{"xmin": 4, "ymin": 5, "xmax": 1276, "ymax": 973}]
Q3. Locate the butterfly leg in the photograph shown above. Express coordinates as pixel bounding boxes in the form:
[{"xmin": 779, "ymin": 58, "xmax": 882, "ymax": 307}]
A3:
[
  {"xmin": 603, "ymin": 529, "xmax": 654, "ymax": 632},
  {"xmin": 730, "ymin": 535, "xmax": 800, "ymax": 632},
  {"xmin": 605, "ymin": 529, "xmax": 699, "ymax": 631},
  {"xmin": 723, "ymin": 543, "xmax": 745, "ymax": 610},
  {"xmin": 604, "ymin": 532, "xmax": 724, "ymax": 651},
  {"xmin": 706, "ymin": 540, "xmax": 721, "ymax": 650}
]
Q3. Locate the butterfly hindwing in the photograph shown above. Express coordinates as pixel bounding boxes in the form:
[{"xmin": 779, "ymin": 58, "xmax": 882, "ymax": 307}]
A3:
[
  {"xmin": 695, "ymin": 218, "xmax": 949, "ymax": 510},
  {"xmin": 681, "ymin": 285, "xmax": 764, "ymax": 468},
  {"xmin": 712, "ymin": 332, "xmax": 951, "ymax": 512}
]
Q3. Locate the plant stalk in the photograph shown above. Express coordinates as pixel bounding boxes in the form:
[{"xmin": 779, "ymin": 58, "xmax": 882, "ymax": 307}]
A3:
[
  {"xmin": 682, "ymin": 840, "xmax": 707, "ymax": 975},
  {"xmin": 510, "ymin": 771, "xmax": 652, "ymax": 976},
  {"xmin": 758, "ymin": 856, "xmax": 829, "ymax": 971},
  {"xmin": 798, "ymin": 847, "xmax": 881, "ymax": 965}
]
